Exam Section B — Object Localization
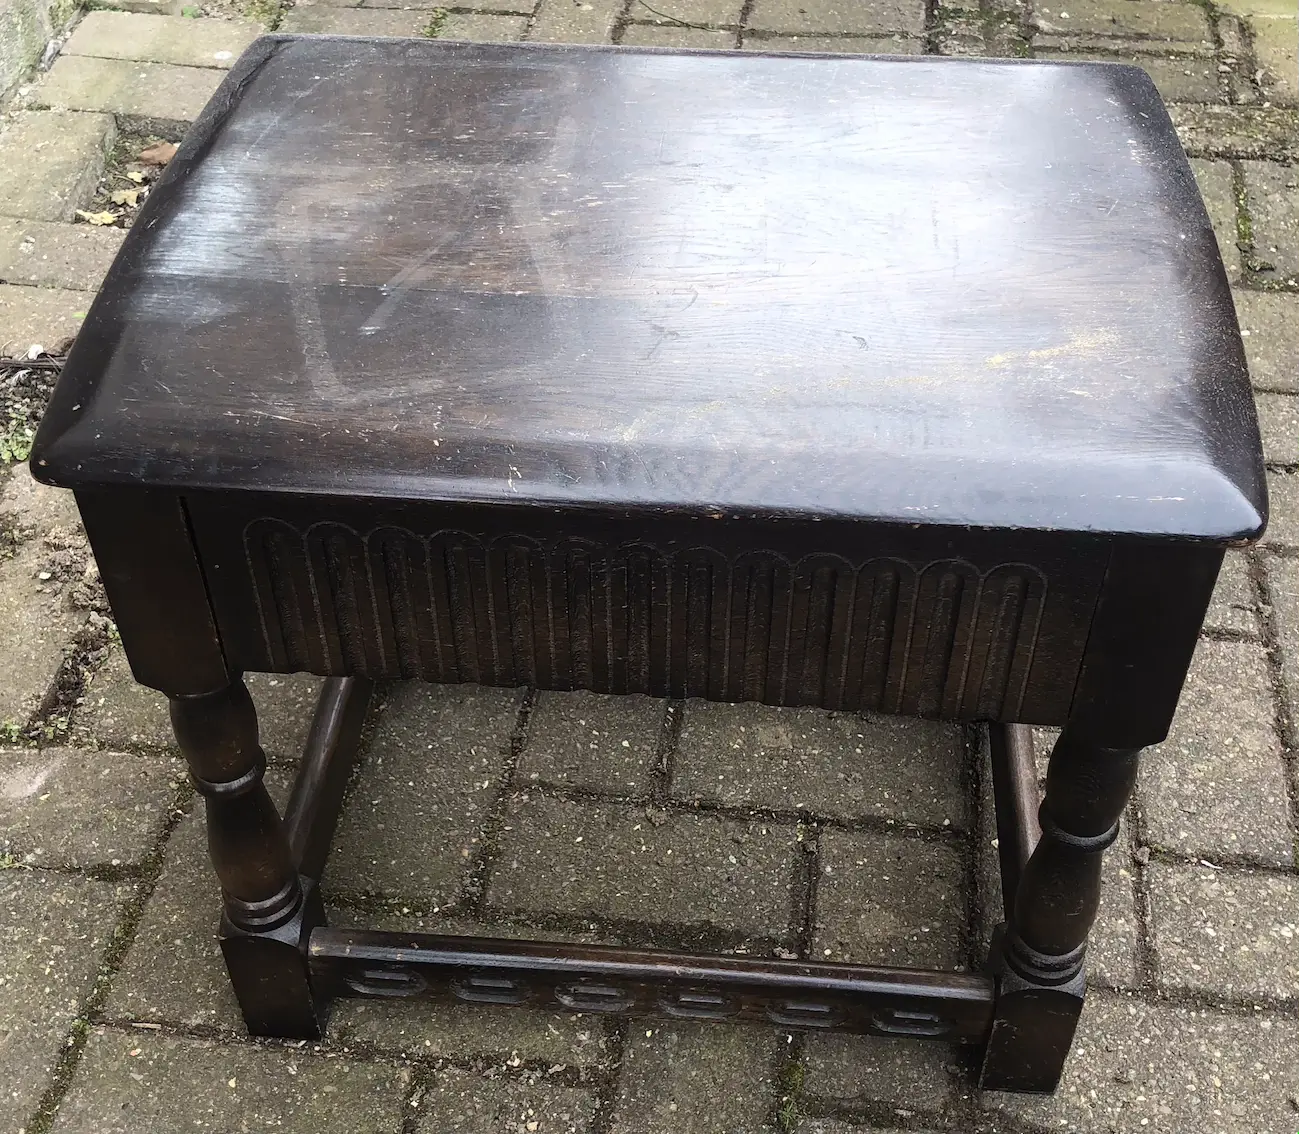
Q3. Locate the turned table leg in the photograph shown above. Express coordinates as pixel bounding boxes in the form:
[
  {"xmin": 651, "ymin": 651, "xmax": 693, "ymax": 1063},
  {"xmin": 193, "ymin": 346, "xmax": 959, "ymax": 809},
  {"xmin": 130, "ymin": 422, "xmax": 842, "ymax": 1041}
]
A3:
[
  {"xmin": 171, "ymin": 676, "xmax": 325, "ymax": 1038},
  {"xmin": 980, "ymin": 726, "xmax": 1140, "ymax": 1092}
]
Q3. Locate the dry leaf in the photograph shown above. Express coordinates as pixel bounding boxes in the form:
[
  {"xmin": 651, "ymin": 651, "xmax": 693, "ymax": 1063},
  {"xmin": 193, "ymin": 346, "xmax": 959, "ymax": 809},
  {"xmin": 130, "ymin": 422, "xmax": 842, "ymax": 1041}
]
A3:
[
  {"xmin": 126, "ymin": 170, "xmax": 146, "ymax": 183},
  {"xmin": 76, "ymin": 209, "xmax": 119, "ymax": 226},
  {"xmin": 138, "ymin": 141, "xmax": 179, "ymax": 166},
  {"xmin": 110, "ymin": 188, "xmax": 141, "ymax": 206}
]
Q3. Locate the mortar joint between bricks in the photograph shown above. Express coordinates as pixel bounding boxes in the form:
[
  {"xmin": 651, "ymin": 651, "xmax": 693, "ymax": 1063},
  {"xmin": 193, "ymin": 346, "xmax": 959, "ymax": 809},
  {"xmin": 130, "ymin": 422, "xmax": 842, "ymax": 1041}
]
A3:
[
  {"xmin": 1122, "ymin": 805, "xmax": 1161, "ymax": 992},
  {"xmin": 649, "ymin": 698, "xmax": 683, "ymax": 804},
  {"xmin": 326, "ymin": 884, "xmax": 791, "ymax": 955},
  {"xmin": 609, "ymin": 0, "xmax": 637, "ymax": 45},
  {"xmin": 398, "ymin": 1061, "xmax": 438, "ymax": 1134},
  {"xmin": 1129, "ymin": 983, "xmax": 1299, "ymax": 1020},
  {"xmin": 791, "ymin": 818, "xmax": 821, "ymax": 959},
  {"xmin": 516, "ymin": 778, "xmax": 970, "ymax": 842},
  {"xmin": 959, "ymin": 722, "xmax": 985, "ymax": 974},
  {"xmin": 87, "ymin": 1015, "xmax": 504, "ymax": 1076},
  {"xmin": 792, "ymin": 1089, "xmax": 960, "ymax": 1131},
  {"xmin": 1143, "ymin": 842, "xmax": 1299, "ymax": 877},
  {"xmin": 1246, "ymin": 549, "xmax": 1299, "ymax": 863},
  {"xmin": 585, "ymin": 1016, "xmax": 629, "ymax": 1134},
  {"xmin": 455, "ymin": 687, "xmax": 535, "ymax": 914},
  {"xmin": 1223, "ymin": 7, "xmax": 1266, "ymax": 105},
  {"xmin": 923, "ymin": 0, "xmax": 944, "ymax": 54},
  {"xmin": 520, "ymin": 0, "xmax": 547, "ymax": 41},
  {"xmin": 771, "ymin": 1030, "xmax": 806, "ymax": 1134},
  {"xmin": 23, "ymin": 771, "xmax": 195, "ymax": 1134},
  {"xmin": 24, "ymin": 614, "xmax": 113, "ymax": 745}
]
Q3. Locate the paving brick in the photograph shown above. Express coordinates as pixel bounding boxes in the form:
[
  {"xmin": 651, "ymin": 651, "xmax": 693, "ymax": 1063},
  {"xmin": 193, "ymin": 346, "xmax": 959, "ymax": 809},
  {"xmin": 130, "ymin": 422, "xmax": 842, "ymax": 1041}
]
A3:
[
  {"xmin": 933, "ymin": 11, "xmax": 989, "ymax": 55},
  {"xmin": 329, "ymin": 682, "xmax": 520, "ymax": 903},
  {"xmin": 102, "ymin": 772, "xmax": 292, "ymax": 1032},
  {"xmin": 1216, "ymin": 0, "xmax": 1299, "ymax": 14},
  {"xmin": 74, "ymin": 644, "xmax": 324, "ymax": 761},
  {"xmin": 743, "ymin": 32, "xmax": 923, "ymax": 50},
  {"xmin": 415, "ymin": 1067, "xmax": 598, "ymax": 1133},
  {"xmin": 438, "ymin": 13, "xmax": 530, "ymax": 39},
  {"xmin": 51, "ymin": 1028, "xmax": 409, "ymax": 1133},
  {"xmin": 621, "ymin": 23, "xmax": 738, "ymax": 47},
  {"xmin": 1257, "ymin": 391, "xmax": 1299, "ymax": 464},
  {"xmin": 1031, "ymin": 0, "xmax": 1210, "ymax": 42},
  {"xmin": 361, "ymin": 0, "xmax": 526, "ymax": 8},
  {"xmin": 985, "ymin": 990, "xmax": 1299, "ymax": 1132},
  {"xmin": 800, "ymin": 1125, "xmax": 938, "ymax": 1134},
  {"xmin": 1087, "ymin": 841, "xmax": 1141, "ymax": 988},
  {"xmin": 1187, "ymin": 162, "xmax": 1241, "ymax": 287},
  {"xmin": 328, "ymin": 905, "xmax": 614, "ymax": 1063},
  {"xmin": 0, "ymin": 746, "xmax": 180, "ymax": 868},
  {"xmin": 489, "ymin": 794, "xmax": 799, "ymax": 941},
  {"xmin": 0, "ymin": 283, "xmax": 88, "ymax": 354},
  {"xmin": 675, "ymin": 702, "xmax": 968, "ymax": 830},
  {"xmin": 529, "ymin": 0, "xmax": 621, "ymax": 43},
  {"xmin": 1039, "ymin": 50, "xmax": 1223, "ymax": 103},
  {"xmin": 1265, "ymin": 470, "xmax": 1299, "ymax": 547},
  {"xmin": 1138, "ymin": 637, "xmax": 1292, "ymax": 867},
  {"xmin": 624, "ymin": 0, "xmax": 744, "ymax": 24},
  {"xmin": 1171, "ymin": 104, "xmax": 1299, "ymax": 164},
  {"xmin": 1243, "ymin": 160, "xmax": 1299, "ymax": 284},
  {"xmin": 72, "ymin": 647, "xmax": 178, "ymax": 749},
  {"xmin": 0, "ymin": 460, "xmax": 81, "ymax": 531},
  {"xmin": 1235, "ymin": 289, "xmax": 1299, "ymax": 395},
  {"xmin": 63, "ymin": 11, "xmax": 261, "ymax": 69},
  {"xmin": 1216, "ymin": 14, "xmax": 1259, "ymax": 103},
  {"xmin": 813, "ymin": 829, "xmax": 965, "ymax": 968},
  {"xmin": 0, "ymin": 218, "xmax": 123, "ymax": 292},
  {"xmin": 1216, "ymin": 0, "xmax": 1297, "ymax": 12},
  {"xmin": 1149, "ymin": 860, "xmax": 1299, "ymax": 1000},
  {"xmin": 1238, "ymin": 290, "xmax": 1299, "ymax": 397},
  {"xmin": 518, "ymin": 690, "xmax": 663, "ymax": 795},
  {"xmin": 1266, "ymin": 554, "xmax": 1299, "ymax": 732},
  {"xmin": 1203, "ymin": 549, "xmax": 1258, "ymax": 635},
  {"xmin": 0, "ymin": 870, "xmax": 124, "ymax": 1132},
  {"xmin": 0, "ymin": 110, "xmax": 115, "ymax": 224},
  {"xmin": 0, "ymin": 535, "xmax": 88, "ymax": 725},
  {"xmin": 802, "ymin": 1033, "xmax": 954, "ymax": 1113},
  {"xmin": 1253, "ymin": 15, "xmax": 1298, "ymax": 107},
  {"xmin": 91, "ymin": 0, "xmax": 190, "ymax": 14},
  {"xmin": 748, "ymin": 0, "xmax": 925, "ymax": 35},
  {"xmin": 281, "ymin": 6, "xmax": 432, "ymax": 33},
  {"xmin": 37, "ymin": 55, "xmax": 224, "ymax": 126},
  {"xmin": 609, "ymin": 1021, "xmax": 776, "ymax": 1134}
]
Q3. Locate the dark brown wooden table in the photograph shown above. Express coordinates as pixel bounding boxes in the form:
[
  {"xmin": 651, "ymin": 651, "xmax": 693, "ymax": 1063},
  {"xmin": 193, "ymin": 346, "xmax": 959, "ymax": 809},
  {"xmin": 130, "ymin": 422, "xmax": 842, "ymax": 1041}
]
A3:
[{"xmin": 31, "ymin": 36, "xmax": 1266, "ymax": 1093}]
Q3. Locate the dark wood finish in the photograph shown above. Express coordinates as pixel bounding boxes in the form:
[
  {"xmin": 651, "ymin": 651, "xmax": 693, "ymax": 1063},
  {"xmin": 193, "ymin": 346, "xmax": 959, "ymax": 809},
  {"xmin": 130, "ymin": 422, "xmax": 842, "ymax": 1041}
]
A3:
[
  {"xmin": 988, "ymin": 724, "xmax": 1041, "ymax": 918},
  {"xmin": 310, "ymin": 929, "xmax": 995, "ymax": 1042},
  {"xmin": 28, "ymin": 37, "xmax": 1268, "ymax": 1093},
  {"xmin": 34, "ymin": 40, "xmax": 1262, "ymax": 546},
  {"xmin": 1070, "ymin": 542, "xmax": 1225, "ymax": 747},
  {"xmin": 980, "ymin": 728, "xmax": 1141, "ymax": 1091},
  {"xmin": 75, "ymin": 490, "xmax": 228, "ymax": 695},
  {"xmin": 187, "ymin": 493, "xmax": 1107, "ymax": 724},
  {"xmin": 169, "ymin": 677, "xmax": 323, "ymax": 1037},
  {"xmin": 284, "ymin": 676, "xmax": 374, "ymax": 881}
]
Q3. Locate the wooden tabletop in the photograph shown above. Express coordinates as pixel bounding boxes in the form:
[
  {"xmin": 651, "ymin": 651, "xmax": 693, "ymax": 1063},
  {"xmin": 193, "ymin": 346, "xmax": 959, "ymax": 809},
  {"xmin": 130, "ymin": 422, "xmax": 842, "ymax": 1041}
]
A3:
[{"xmin": 34, "ymin": 37, "xmax": 1265, "ymax": 541}]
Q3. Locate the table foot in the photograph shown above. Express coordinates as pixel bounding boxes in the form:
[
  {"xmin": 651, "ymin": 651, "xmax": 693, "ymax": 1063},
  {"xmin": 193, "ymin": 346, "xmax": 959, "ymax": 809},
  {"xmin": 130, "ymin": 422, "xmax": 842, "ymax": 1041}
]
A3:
[
  {"xmin": 170, "ymin": 676, "xmax": 325, "ymax": 1039},
  {"xmin": 979, "ymin": 726, "xmax": 1140, "ymax": 1092}
]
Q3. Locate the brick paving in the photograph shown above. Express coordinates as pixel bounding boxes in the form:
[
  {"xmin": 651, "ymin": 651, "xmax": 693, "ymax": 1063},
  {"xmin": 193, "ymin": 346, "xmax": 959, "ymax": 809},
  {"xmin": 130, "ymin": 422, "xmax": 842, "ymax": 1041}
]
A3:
[{"xmin": 0, "ymin": 0, "xmax": 1297, "ymax": 1130}]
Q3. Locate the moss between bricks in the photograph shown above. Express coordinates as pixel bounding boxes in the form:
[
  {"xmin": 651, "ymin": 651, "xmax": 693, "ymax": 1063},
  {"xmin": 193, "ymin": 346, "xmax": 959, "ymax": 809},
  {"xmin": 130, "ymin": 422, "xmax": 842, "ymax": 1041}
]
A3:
[
  {"xmin": 422, "ymin": 7, "xmax": 449, "ymax": 36},
  {"xmin": 775, "ymin": 1058, "xmax": 804, "ymax": 1133},
  {"xmin": 241, "ymin": 0, "xmax": 285, "ymax": 28}
]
